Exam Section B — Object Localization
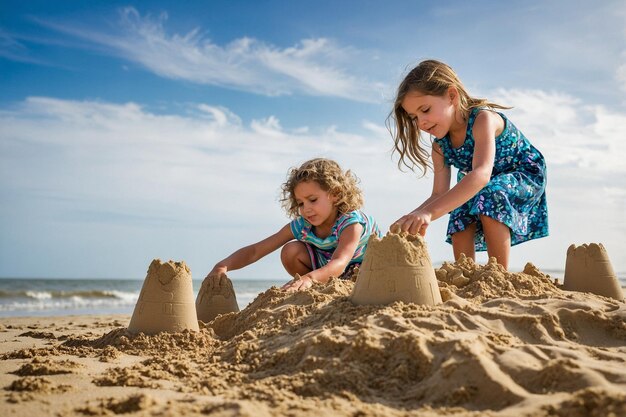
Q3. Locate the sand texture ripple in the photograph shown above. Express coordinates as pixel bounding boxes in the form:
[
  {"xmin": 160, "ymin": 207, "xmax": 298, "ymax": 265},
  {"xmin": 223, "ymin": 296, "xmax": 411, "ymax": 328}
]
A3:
[{"xmin": 1, "ymin": 258, "xmax": 626, "ymax": 416}]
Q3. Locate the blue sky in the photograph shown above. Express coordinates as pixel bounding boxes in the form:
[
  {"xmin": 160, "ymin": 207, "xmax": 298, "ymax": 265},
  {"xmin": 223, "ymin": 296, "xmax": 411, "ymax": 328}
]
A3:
[{"xmin": 1, "ymin": 0, "xmax": 625, "ymax": 280}]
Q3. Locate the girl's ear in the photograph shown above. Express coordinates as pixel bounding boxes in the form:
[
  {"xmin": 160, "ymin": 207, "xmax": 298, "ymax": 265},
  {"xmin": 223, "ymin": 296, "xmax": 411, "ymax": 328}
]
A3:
[{"xmin": 448, "ymin": 86, "xmax": 458, "ymax": 105}]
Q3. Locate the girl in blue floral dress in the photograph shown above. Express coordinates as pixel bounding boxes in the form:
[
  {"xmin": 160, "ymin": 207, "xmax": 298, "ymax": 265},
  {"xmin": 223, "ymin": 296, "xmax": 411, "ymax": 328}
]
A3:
[{"xmin": 387, "ymin": 59, "xmax": 548, "ymax": 269}]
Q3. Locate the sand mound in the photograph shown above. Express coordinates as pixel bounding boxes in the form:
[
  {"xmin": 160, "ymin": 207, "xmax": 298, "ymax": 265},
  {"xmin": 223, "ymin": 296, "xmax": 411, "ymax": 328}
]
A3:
[
  {"xmin": 194, "ymin": 269, "xmax": 624, "ymax": 412},
  {"xmin": 436, "ymin": 255, "xmax": 561, "ymax": 302},
  {"xmin": 76, "ymin": 393, "xmax": 159, "ymax": 415},
  {"xmin": 82, "ymin": 260, "xmax": 626, "ymax": 414},
  {"xmin": 13, "ymin": 357, "xmax": 82, "ymax": 376},
  {"xmin": 3, "ymin": 257, "xmax": 625, "ymax": 416},
  {"xmin": 6, "ymin": 375, "xmax": 72, "ymax": 403}
]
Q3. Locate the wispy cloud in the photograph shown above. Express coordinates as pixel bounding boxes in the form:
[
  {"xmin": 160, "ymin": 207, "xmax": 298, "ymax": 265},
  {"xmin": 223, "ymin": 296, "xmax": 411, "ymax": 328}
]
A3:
[
  {"xmin": 31, "ymin": 7, "xmax": 385, "ymax": 102},
  {"xmin": 0, "ymin": 29, "xmax": 51, "ymax": 66}
]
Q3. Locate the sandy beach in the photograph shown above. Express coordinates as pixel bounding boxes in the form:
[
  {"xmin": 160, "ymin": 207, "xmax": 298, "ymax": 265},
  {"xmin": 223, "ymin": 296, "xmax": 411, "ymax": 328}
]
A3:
[{"xmin": 2, "ymin": 246, "xmax": 626, "ymax": 416}]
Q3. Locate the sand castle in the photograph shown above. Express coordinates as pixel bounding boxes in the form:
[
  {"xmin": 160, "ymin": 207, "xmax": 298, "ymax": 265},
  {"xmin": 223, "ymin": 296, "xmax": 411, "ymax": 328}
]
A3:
[
  {"xmin": 350, "ymin": 226, "xmax": 442, "ymax": 306},
  {"xmin": 196, "ymin": 272, "xmax": 240, "ymax": 323},
  {"xmin": 563, "ymin": 243, "xmax": 624, "ymax": 301},
  {"xmin": 128, "ymin": 259, "xmax": 200, "ymax": 334}
]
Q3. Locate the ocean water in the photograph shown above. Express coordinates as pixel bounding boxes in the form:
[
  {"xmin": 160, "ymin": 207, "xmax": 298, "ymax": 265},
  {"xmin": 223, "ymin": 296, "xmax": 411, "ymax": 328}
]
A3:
[
  {"xmin": 0, "ymin": 278, "xmax": 284, "ymax": 317},
  {"xmin": 1, "ymin": 272, "xmax": 624, "ymax": 318}
]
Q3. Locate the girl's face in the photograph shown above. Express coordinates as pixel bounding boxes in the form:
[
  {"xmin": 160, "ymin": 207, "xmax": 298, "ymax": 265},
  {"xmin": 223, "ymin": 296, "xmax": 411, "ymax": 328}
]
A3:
[
  {"xmin": 401, "ymin": 89, "xmax": 457, "ymax": 139},
  {"xmin": 294, "ymin": 180, "xmax": 338, "ymax": 229}
]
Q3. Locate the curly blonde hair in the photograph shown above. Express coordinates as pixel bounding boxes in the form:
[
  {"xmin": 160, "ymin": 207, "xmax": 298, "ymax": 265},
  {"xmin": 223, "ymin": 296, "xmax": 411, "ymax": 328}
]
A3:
[
  {"xmin": 386, "ymin": 59, "xmax": 510, "ymax": 175},
  {"xmin": 280, "ymin": 158, "xmax": 364, "ymax": 218}
]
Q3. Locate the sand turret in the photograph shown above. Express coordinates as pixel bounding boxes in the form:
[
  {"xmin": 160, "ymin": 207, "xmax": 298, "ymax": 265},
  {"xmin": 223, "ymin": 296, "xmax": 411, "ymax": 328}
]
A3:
[
  {"xmin": 196, "ymin": 272, "xmax": 240, "ymax": 323},
  {"xmin": 563, "ymin": 243, "xmax": 623, "ymax": 301},
  {"xmin": 128, "ymin": 259, "xmax": 200, "ymax": 334},
  {"xmin": 350, "ymin": 228, "xmax": 442, "ymax": 306}
]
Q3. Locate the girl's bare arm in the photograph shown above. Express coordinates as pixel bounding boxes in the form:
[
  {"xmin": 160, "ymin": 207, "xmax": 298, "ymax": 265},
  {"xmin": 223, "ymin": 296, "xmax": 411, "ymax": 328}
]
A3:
[{"xmin": 207, "ymin": 224, "xmax": 294, "ymax": 278}]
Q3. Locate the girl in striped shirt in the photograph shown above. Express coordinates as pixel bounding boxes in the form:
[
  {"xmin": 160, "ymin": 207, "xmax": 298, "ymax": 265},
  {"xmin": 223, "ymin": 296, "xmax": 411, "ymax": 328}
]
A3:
[{"xmin": 204, "ymin": 158, "xmax": 380, "ymax": 293}]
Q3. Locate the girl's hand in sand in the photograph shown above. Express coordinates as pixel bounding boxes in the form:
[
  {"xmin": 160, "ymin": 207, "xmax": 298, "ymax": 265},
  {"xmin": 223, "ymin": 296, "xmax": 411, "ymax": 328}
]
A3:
[
  {"xmin": 281, "ymin": 274, "xmax": 315, "ymax": 292},
  {"xmin": 394, "ymin": 209, "xmax": 431, "ymax": 236}
]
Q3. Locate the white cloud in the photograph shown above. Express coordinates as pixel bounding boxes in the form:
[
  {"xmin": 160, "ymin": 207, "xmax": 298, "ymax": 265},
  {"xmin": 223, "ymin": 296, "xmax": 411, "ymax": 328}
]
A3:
[
  {"xmin": 196, "ymin": 104, "xmax": 241, "ymax": 127},
  {"xmin": 250, "ymin": 116, "xmax": 286, "ymax": 138},
  {"xmin": 33, "ymin": 7, "xmax": 385, "ymax": 102},
  {"xmin": 0, "ymin": 97, "xmax": 399, "ymax": 226},
  {"xmin": 491, "ymin": 88, "xmax": 626, "ymax": 174},
  {"xmin": 363, "ymin": 120, "xmax": 389, "ymax": 137}
]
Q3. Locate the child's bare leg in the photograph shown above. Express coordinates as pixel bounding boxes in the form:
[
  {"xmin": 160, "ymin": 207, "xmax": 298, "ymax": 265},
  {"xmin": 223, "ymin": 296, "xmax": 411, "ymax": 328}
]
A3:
[
  {"xmin": 451, "ymin": 223, "xmax": 476, "ymax": 261},
  {"xmin": 280, "ymin": 241, "xmax": 313, "ymax": 276},
  {"xmin": 480, "ymin": 215, "xmax": 510, "ymax": 269}
]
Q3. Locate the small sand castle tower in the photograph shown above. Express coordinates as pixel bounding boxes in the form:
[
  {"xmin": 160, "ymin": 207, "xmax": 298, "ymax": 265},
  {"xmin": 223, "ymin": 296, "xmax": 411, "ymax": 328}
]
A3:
[
  {"xmin": 128, "ymin": 259, "xmax": 200, "ymax": 334},
  {"xmin": 350, "ymin": 227, "xmax": 442, "ymax": 306},
  {"xmin": 563, "ymin": 243, "xmax": 624, "ymax": 301},
  {"xmin": 196, "ymin": 273, "xmax": 240, "ymax": 323}
]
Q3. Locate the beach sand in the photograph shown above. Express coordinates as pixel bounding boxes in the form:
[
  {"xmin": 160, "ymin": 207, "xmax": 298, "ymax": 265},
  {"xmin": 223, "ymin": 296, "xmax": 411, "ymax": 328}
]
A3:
[{"xmin": 2, "ymin": 240, "xmax": 626, "ymax": 416}]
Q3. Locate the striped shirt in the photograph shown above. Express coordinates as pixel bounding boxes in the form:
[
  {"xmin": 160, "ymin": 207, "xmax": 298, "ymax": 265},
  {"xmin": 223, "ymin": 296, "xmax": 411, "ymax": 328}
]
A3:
[{"xmin": 290, "ymin": 210, "xmax": 381, "ymax": 269}]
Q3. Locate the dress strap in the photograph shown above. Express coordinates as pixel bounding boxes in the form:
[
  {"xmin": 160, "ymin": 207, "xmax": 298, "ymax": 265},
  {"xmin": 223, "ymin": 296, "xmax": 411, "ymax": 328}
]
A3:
[{"xmin": 465, "ymin": 107, "xmax": 481, "ymax": 138}]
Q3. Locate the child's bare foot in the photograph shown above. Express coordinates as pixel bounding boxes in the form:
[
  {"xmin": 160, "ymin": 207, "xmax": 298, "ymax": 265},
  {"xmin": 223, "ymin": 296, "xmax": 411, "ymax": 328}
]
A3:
[{"xmin": 195, "ymin": 272, "xmax": 240, "ymax": 323}]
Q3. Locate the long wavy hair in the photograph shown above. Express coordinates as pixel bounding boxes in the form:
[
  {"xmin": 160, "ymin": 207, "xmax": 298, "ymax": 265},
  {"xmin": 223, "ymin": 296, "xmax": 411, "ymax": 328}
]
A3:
[
  {"xmin": 386, "ymin": 59, "xmax": 510, "ymax": 175},
  {"xmin": 280, "ymin": 158, "xmax": 363, "ymax": 219}
]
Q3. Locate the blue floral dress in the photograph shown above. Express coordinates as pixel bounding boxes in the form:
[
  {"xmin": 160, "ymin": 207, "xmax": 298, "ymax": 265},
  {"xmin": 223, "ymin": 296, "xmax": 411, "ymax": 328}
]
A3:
[{"xmin": 433, "ymin": 108, "xmax": 548, "ymax": 251}]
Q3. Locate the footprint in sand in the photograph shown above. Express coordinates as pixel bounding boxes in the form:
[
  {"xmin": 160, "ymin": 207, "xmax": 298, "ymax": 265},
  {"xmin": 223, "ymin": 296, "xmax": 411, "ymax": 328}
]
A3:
[{"xmin": 196, "ymin": 273, "xmax": 240, "ymax": 323}]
